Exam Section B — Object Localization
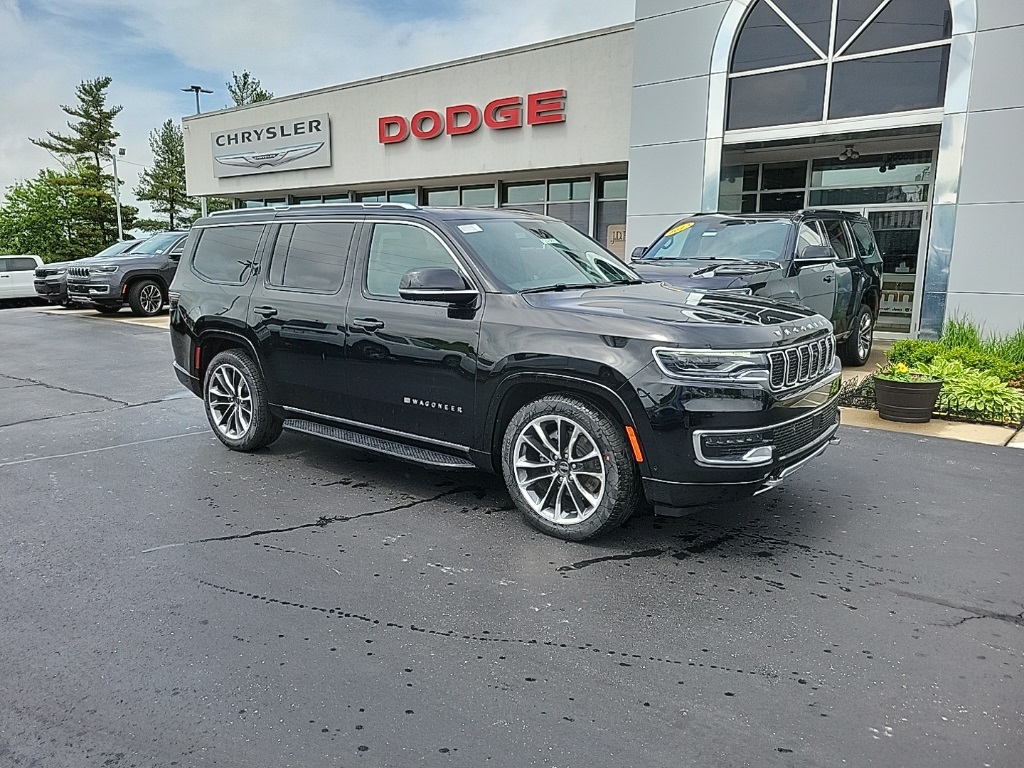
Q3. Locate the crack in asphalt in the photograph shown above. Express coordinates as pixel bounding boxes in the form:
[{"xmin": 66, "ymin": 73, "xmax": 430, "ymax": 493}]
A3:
[
  {"xmin": 199, "ymin": 579, "xmax": 825, "ymax": 690},
  {"xmin": 0, "ymin": 408, "xmax": 115, "ymax": 429},
  {"xmin": 1, "ymin": 374, "xmax": 129, "ymax": 406},
  {"xmin": 142, "ymin": 487, "xmax": 477, "ymax": 552},
  {"xmin": 558, "ymin": 549, "xmax": 664, "ymax": 571},
  {"xmin": 894, "ymin": 589, "xmax": 1024, "ymax": 627}
]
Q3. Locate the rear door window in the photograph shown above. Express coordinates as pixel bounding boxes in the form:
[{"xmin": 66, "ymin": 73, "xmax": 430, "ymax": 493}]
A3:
[
  {"xmin": 191, "ymin": 224, "xmax": 266, "ymax": 284},
  {"xmin": 8, "ymin": 257, "xmax": 38, "ymax": 271},
  {"xmin": 267, "ymin": 222, "xmax": 356, "ymax": 293}
]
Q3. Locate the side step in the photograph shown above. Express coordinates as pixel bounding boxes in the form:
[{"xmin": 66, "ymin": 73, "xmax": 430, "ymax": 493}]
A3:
[{"xmin": 282, "ymin": 418, "xmax": 476, "ymax": 469}]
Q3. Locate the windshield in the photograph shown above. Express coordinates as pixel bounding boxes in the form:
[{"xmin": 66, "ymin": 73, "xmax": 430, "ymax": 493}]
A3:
[
  {"xmin": 451, "ymin": 218, "xmax": 640, "ymax": 292},
  {"xmin": 642, "ymin": 218, "xmax": 791, "ymax": 262},
  {"xmin": 132, "ymin": 232, "xmax": 183, "ymax": 255},
  {"xmin": 93, "ymin": 240, "xmax": 139, "ymax": 259}
]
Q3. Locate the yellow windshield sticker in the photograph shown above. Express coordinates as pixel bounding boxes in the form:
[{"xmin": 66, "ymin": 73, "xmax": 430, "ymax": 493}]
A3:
[{"xmin": 664, "ymin": 222, "xmax": 694, "ymax": 237}]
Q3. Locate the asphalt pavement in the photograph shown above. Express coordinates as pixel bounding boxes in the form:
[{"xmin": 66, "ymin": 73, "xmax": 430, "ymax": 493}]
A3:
[{"xmin": 1, "ymin": 304, "xmax": 1021, "ymax": 768}]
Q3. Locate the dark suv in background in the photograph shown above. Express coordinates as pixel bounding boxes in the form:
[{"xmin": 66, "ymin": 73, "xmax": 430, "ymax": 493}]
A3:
[
  {"xmin": 631, "ymin": 210, "xmax": 882, "ymax": 366},
  {"xmin": 169, "ymin": 203, "xmax": 842, "ymax": 541},
  {"xmin": 67, "ymin": 231, "xmax": 187, "ymax": 316},
  {"xmin": 34, "ymin": 239, "xmax": 141, "ymax": 307}
]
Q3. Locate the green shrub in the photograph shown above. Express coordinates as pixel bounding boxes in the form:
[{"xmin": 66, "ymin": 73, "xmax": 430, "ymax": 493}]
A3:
[
  {"xmin": 918, "ymin": 359, "xmax": 1024, "ymax": 423},
  {"xmin": 939, "ymin": 316, "xmax": 984, "ymax": 350},
  {"xmin": 886, "ymin": 339, "xmax": 942, "ymax": 368},
  {"xmin": 934, "ymin": 346, "xmax": 1024, "ymax": 386},
  {"xmin": 985, "ymin": 327, "xmax": 1024, "ymax": 365}
]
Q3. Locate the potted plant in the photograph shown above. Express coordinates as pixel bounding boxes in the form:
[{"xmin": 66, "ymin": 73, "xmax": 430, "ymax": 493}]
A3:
[{"xmin": 872, "ymin": 362, "xmax": 943, "ymax": 423}]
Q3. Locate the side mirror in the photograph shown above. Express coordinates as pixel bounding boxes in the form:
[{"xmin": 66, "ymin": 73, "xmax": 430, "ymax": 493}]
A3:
[
  {"xmin": 168, "ymin": 252, "xmax": 181, "ymax": 262},
  {"xmin": 399, "ymin": 267, "xmax": 478, "ymax": 305},
  {"xmin": 795, "ymin": 245, "xmax": 835, "ymax": 264},
  {"xmin": 630, "ymin": 246, "xmax": 647, "ymax": 261}
]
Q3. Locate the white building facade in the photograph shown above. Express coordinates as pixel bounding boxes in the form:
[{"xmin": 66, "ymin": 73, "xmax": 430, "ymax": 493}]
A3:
[{"xmin": 183, "ymin": 1, "xmax": 1023, "ymax": 337}]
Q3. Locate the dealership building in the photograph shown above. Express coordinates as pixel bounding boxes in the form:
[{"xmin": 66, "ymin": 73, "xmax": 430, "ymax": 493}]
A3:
[{"xmin": 183, "ymin": 0, "xmax": 1023, "ymax": 337}]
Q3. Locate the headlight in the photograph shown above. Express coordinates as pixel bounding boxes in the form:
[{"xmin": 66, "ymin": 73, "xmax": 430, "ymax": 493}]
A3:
[
  {"xmin": 654, "ymin": 348, "xmax": 769, "ymax": 378},
  {"xmin": 93, "ymin": 265, "xmax": 119, "ymax": 273},
  {"xmin": 54, "ymin": 268, "xmax": 66, "ymax": 275}
]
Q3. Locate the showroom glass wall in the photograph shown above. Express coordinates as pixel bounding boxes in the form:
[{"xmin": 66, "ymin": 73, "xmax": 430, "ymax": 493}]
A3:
[{"xmin": 715, "ymin": 0, "xmax": 953, "ymax": 336}]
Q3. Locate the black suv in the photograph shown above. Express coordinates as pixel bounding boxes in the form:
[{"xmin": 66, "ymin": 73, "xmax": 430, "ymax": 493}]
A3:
[
  {"xmin": 66, "ymin": 231, "xmax": 188, "ymax": 316},
  {"xmin": 169, "ymin": 204, "xmax": 842, "ymax": 541},
  {"xmin": 630, "ymin": 211, "xmax": 882, "ymax": 366}
]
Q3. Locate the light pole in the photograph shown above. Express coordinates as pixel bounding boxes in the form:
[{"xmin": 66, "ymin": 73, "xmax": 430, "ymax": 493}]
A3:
[
  {"xmin": 110, "ymin": 145, "xmax": 125, "ymax": 241},
  {"xmin": 182, "ymin": 85, "xmax": 214, "ymax": 218}
]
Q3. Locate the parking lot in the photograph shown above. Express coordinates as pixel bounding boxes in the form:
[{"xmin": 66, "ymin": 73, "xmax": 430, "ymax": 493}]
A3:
[{"xmin": 1, "ymin": 304, "xmax": 1021, "ymax": 767}]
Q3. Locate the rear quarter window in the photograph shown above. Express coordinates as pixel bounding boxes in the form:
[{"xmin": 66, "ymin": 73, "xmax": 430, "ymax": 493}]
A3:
[{"xmin": 191, "ymin": 225, "xmax": 266, "ymax": 284}]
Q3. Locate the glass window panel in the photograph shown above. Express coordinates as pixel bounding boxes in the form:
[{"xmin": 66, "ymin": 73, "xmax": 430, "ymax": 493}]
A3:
[
  {"xmin": 500, "ymin": 202, "xmax": 545, "ymax": 215},
  {"xmin": 357, "ymin": 192, "xmax": 386, "ymax": 203},
  {"xmin": 829, "ymin": 47, "xmax": 949, "ymax": 118},
  {"xmin": 596, "ymin": 200, "xmax": 627, "ymax": 255},
  {"xmin": 426, "ymin": 188, "xmax": 459, "ymax": 206},
  {"xmin": 598, "ymin": 176, "xmax": 628, "ymax": 200},
  {"xmin": 241, "ymin": 199, "xmax": 264, "ymax": 208},
  {"xmin": 761, "ymin": 161, "xmax": 807, "ymax": 190},
  {"xmin": 759, "ymin": 190, "xmax": 805, "ymax": 212},
  {"xmin": 268, "ymin": 224, "xmax": 292, "ymax": 286},
  {"xmin": 460, "ymin": 186, "xmax": 496, "ymax": 207},
  {"xmin": 742, "ymin": 194, "xmax": 758, "ymax": 213},
  {"xmin": 822, "ymin": 220, "xmax": 855, "ymax": 261},
  {"xmin": 846, "ymin": 0, "xmax": 952, "ymax": 55},
  {"xmin": 771, "ymin": 0, "xmax": 834, "ymax": 52},
  {"xmin": 323, "ymin": 193, "xmax": 351, "ymax": 202},
  {"xmin": 811, "ymin": 151, "xmax": 933, "ymax": 187},
  {"xmin": 366, "ymin": 223, "xmax": 457, "ymax": 298},
  {"xmin": 387, "ymin": 190, "xmax": 416, "ymax": 204},
  {"xmin": 850, "ymin": 220, "xmax": 883, "ymax": 263},
  {"xmin": 275, "ymin": 222, "xmax": 355, "ymax": 293},
  {"xmin": 292, "ymin": 196, "xmax": 323, "ymax": 205},
  {"xmin": 869, "ymin": 209, "xmax": 923, "ymax": 272},
  {"xmin": 731, "ymin": 0, "xmax": 820, "ymax": 73},
  {"xmin": 264, "ymin": 198, "xmax": 286, "ymax": 206},
  {"xmin": 719, "ymin": 193, "xmax": 743, "ymax": 213},
  {"xmin": 192, "ymin": 224, "xmax": 264, "ymax": 284},
  {"xmin": 797, "ymin": 222, "xmax": 825, "ymax": 254},
  {"xmin": 809, "ymin": 184, "xmax": 929, "ymax": 206},
  {"xmin": 502, "ymin": 182, "xmax": 545, "ymax": 204},
  {"xmin": 9, "ymin": 257, "xmax": 37, "ymax": 271},
  {"xmin": 546, "ymin": 201, "xmax": 591, "ymax": 235},
  {"xmin": 836, "ymin": 0, "xmax": 886, "ymax": 52},
  {"xmin": 727, "ymin": 65, "xmax": 826, "ymax": 129}
]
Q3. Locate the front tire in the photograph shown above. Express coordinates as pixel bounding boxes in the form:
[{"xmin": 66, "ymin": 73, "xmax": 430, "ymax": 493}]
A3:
[
  {"xmin": 128, "ymin": 279, "xmax": 164, "ymax": 317},
  {"xmin": 839, "ymin": 304, "xmax": 874, "ymax": 366},
  {"xmin": 95, "ymin": 305, "xmax": 122, "ymax": 314},
  {"xmin": 501, "ymin": 395, "xmax": 640, "ymax": 541},
  {"xmin": 203, "ymin": 350, "xmax": 283, "ymax": 451}
]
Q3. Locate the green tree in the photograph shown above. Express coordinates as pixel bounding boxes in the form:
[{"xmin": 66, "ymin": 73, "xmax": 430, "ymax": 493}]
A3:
[
  {"xmin": 29, "ymin": 76, "xmax": 134, "ymax": 249},
  {"xmin": 227, "ymin": 70, "xmax": 273, "ymax": 106},
  {"xmin": 0, "ymin": 164, "xmax": 136, "ymax": 262},
  {"xmin": 135, "ymin": 119, "xmax": 192, "ymax": 230}
]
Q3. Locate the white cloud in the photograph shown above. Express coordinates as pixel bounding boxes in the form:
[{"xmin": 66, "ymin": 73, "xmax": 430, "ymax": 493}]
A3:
[{"xmin": 0, "ymin": 0, "xmax": 635, "ymax": 222}]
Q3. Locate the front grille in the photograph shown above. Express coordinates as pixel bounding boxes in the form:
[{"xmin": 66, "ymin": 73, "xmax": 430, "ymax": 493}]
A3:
[
  {"xmin": 768, "ymin": 334, "xmax": 835, "ymax": 390},
  {"xmin": 767, "ymin": 400, "xmax": 839, "ymax": 459},
  {"xmin": 67, "ymin": 266, "xmax": 90, "ymax": 278}
]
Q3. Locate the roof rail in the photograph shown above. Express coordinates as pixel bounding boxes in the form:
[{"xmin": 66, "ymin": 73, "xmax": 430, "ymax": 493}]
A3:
[
  {"xmin": 207, "ymin": 207, "xmax": 271, "ymax": 217},
  {"xmin": 275, "ymin": 201, "xmax": 421, "ymax": 212}
]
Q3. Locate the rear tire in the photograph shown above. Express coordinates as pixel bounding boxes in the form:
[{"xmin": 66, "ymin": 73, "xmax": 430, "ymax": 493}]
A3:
[
  {"xmin": 839, "ymin": 304, "xmax": 874, "ymax": 366},
  {"xmin": 501, "ymin": 395, "xmax": 640, "ymax": 541},
  {"xmin": 128, "ymin": 279, "xmax": 164, "ymax": 317},
  {"xmin": 203, "ymin": 350, "xmax": 283, "ymax": 452}
]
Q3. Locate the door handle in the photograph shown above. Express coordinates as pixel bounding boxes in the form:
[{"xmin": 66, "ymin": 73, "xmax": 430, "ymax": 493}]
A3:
[
  {"xmin": 822, "ymin": 275, "xmax": 833, "ymax": 283},
  {"xmin": 352, "ymin": 317, "xmax": 385, "ymax": 331},
  {"xmin": 253, "ymin": 305, "xmax": 278, "ymax": 317}
]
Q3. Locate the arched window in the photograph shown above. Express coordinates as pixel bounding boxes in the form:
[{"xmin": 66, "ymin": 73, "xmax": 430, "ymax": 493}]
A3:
[{"xmin": 727, "ymin": 0, "xmax": 952, "ymax": 131}]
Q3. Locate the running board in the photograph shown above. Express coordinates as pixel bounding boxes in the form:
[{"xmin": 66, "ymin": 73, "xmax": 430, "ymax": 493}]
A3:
[{"xmin": 282, "ymin": 418, "xmax": 475, "ymax": 469}]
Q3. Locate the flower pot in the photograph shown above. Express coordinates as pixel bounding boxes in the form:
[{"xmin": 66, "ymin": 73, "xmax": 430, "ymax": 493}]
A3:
[{"xmin": 873, "ymin": 377, "xmax": 942, "ymax": 423}]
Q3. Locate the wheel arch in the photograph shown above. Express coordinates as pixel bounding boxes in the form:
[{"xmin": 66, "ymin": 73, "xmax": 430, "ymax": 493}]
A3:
[
  {"xmin": 193, "ymin": 326, "xmax": 265, "ymax": 387},
  {"xmin": 122, "ymin": 271, "xmax": 168, "ymax": 299},
  {"xmin": 484, "ymin": 373, "xmax": 646, "ymax": 474}
]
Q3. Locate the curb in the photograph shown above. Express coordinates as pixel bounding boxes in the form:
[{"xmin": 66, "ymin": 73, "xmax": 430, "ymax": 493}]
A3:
[{"xmin": 840, "ymin": 407, "xmax": 1020, "ymax": 447}]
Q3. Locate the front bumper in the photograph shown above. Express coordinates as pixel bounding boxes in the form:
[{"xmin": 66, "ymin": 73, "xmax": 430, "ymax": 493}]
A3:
[
  {"xmin": 34, "ymin": 279, "xmax": 66, "ymax": 300},
  {"xmin": 67, "ymin": 279, "xmax": 119, "ymax": 304}
]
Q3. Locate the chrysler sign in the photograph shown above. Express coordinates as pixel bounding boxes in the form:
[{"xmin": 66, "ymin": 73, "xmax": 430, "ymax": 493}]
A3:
[
  {"xmin": 379, "ymin": 90, "xmax": 566, "ymax": 144},
  {"xmin": 211, "ymin": 113, "xmax": 331, "ymax": 177}
]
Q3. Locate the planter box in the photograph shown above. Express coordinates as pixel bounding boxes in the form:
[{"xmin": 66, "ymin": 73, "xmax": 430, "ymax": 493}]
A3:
[{"xmin": 874, "ymin": 377, "xmax": 942, "ymax": 423}]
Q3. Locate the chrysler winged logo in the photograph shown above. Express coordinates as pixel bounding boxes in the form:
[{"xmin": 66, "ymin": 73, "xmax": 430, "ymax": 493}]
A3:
[{"xmin": 215, "ymin": 141, "xmax": 325, "ymax": 170}]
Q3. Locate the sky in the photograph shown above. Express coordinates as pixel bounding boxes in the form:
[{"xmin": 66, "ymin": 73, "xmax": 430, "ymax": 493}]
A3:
[{"xmin": 0, "ymin": 0, "xmax": 635, "ymax": 221}]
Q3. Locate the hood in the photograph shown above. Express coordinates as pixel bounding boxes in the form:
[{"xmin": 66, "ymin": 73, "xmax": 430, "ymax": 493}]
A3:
[
  {"xmin": 520, "ymin": 282, "xmax": 830, "ymax": 348},
  {"xmin": 631, "ymin": 258, "xmax": 787, "ymax": 291}
]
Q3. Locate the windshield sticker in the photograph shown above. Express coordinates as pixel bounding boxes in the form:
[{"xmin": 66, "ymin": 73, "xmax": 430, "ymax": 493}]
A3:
[
  {"xmin": 701, "ymin": 231, "xmax": 718, "ymax": 237},
  {"xmin": 458, "ymin": 224, "xmax": 483, "ymax": 234},
  {"xmin": 665, "ymin": 222, "xmax": 694, "ymax": 237}
]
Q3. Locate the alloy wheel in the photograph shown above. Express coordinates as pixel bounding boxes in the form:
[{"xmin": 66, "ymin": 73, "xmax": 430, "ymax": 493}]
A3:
[
  {"xmin": 513, "ymin": 415, "xmax": 606, "ymax": 525},
  {"xmin": 857, "ymin": 310, "xmax": 873, "ymax": 360},
  {"xmin": 207, "ymin": 363, "xmax": 254, "ymax": 440},
  {"xmin": 140, "ymin": 284, "xmax": 162, "ymax": 315}
]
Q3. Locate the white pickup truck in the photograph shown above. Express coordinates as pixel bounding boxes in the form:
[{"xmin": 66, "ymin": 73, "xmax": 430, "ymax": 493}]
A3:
[{"xmin": 0, "ymin": 255, "xmax": 44, "ymax": 304}]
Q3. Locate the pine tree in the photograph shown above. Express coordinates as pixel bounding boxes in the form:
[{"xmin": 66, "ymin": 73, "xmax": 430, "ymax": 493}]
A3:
[
  {"xmin": 227, "ymin": 71, "xmax": 274, "ymax": 106},
  {"xmin": 135, "ymin": 119, "xmax": 192, "ymax": 231},
  {"xmin": 29, "ymin": 77, "xmax": 132, "ymax": 250}
]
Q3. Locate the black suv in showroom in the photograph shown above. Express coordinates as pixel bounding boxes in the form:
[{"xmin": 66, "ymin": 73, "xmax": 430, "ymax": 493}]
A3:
[
  {"xmin": 66, "ymin": 231, "xmax": 188, "ymax": 316},
  {"xmin": 630, "ymin": 211, "xmax": 882, "ymax": 366},
  {"xmin": 169, "ymin": 204, "xmax": 841, "ymax": 541}
]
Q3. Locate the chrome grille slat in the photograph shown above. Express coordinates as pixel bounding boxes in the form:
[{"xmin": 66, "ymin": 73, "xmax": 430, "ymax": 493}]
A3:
[{"xmin": 767, "ymin": 334, "xmax": 835, "ymax": 392}]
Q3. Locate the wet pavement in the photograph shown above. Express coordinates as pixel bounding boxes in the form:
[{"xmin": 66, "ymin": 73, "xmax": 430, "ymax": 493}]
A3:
[{"xmin": 1, "ymin": 305, "xmax": 1021, "ymax": 767}]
